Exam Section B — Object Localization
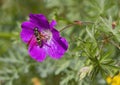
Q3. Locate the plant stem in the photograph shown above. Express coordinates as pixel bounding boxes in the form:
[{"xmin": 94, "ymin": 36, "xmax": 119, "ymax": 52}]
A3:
[
  {"xmin": 59, "ymin": 21, "xmax": 95, "ymax": 32},
  {"xmin": 110, "ymin": 40, "xmax": 120, "ymax": 49},
  {"xmin": 0, "ymin": 33, "xmax": 15, "ymax": 39},
  {"xmin": 59, "ymin": 24, "xmax": 75, "ymax": 32}
]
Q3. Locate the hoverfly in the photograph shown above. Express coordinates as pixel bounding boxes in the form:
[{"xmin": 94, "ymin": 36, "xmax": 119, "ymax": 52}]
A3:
[
  {"xmin": 27, "ymin": 27, "xmax": 44, "ymax": 48},
  {"xmin": 34, "ymin": 28, "xmax": 43, "ymax": 47}
]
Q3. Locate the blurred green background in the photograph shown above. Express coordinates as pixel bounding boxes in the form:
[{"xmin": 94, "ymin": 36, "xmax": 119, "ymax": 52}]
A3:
[{"xmin": 0, "ymin": 0, "xmax": 120, "ymax": 85}]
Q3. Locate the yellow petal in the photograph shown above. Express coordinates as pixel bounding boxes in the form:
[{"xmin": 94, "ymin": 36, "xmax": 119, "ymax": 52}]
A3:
[
  {"xmin": 112, "ymin": 73, "xmax": 120, "ymax": 85},
  {"xmin": 106, "ymin": 76, "xmax": 112, "ymax": 84}
]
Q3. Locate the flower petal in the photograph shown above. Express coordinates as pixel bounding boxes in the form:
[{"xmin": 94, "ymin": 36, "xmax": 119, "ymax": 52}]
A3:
[
  {"xmin": 51, "ymin": 28, "xmax": 61, "ymax": 40},
  {"xmin": 28, "ymin": 37, "xmax": 46, "ymax": 62},
  {"xmin": 29, "ymin": 14, "xmax": 50, "ymax": 30},
  {"xmin": 20, "ymin": 21, "xmax": 36, "ymax": 43},
  {"xmin": 47, "ymin": 37, "xmax": 68, "ymax": 59},
  {"xmin": 49, "ymin": 20, "xmax": 61, "ymax": 39},
  {"xmin": 21, "ymin": 21, "xmax": 36, "ymax": 30},
  {"xmin": 20, "ymin": 29, "xmax": 33, "ymax": 43},
  {"xmin": 50, "ymin": 20, "xmax": 57, "ymax": 30}
]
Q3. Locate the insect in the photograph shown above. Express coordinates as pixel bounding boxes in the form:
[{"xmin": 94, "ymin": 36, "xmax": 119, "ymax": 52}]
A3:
[
  {"xmin": 34, "ymin": 28, "xmax": 42, "ymax": 46},
  {"xmin": 27, "ymin": 27, "xmax": 44, "ymax": 48}
]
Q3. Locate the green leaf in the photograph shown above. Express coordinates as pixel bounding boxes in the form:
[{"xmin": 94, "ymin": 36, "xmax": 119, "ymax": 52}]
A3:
[{"xmin": 55, "ymin": 61, "xmax": 70, "ymax": 75}]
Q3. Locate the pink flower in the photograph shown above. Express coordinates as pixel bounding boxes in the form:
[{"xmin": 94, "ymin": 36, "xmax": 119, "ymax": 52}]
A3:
[{"xmin": 20, "ymin": 14, "xmax": 68, "ymax": 62}]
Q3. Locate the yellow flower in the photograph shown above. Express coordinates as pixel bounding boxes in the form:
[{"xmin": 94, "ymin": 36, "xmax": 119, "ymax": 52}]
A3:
[
  {"xmin": 111, "ymin": 83, "xmax": 117, "ymax": 85},
  {"xmin": 106, "ymin": 76, "xmax": 112, "ymax": 84},
  {"xmin": 112, "ymin": 73, "xmax": 120, "ymax": 85},
  {"xmin": 106, "ymin": 73, "xmax": 120, "ymax": 85},
  {"xmin": 32, "ymin": 77, "xmax": 41, "ymax": 85}
]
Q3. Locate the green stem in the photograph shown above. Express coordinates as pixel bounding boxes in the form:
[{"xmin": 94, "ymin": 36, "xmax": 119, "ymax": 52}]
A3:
[
  {"xmin": 0, "ymin": 33, "xmax": 15, "ymax": 39},
  {"xmin": 59, "ymin": 24, "xmax": 75, "ymax": 32},
  {"xmin": 110, "ymin": 40, "xmax": 120, "ymax": 49},
  {"xmin": 59, "ymin": 21, "xmax": 95, "ymax": 32}
]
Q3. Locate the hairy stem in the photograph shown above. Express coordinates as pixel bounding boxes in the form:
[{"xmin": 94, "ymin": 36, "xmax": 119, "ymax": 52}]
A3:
[{"xmin": 59, "ymin": 21, "xmax": 95, "ymax": 32}]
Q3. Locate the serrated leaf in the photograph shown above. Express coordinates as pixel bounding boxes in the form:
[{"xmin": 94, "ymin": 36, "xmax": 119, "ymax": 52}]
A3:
[
  {"xmin": 55, "ymin": 61, "xmax": 70, "ymax": 75},
  {"xmin": 86, "ymin": 27, "xmax": 95, "ymax": 41}
]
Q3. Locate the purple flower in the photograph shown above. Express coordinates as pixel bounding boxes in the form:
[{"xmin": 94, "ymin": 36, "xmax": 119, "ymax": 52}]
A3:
[{"xmin": 20, "ymin": 14, "xmax": 68, "ymax": 62}]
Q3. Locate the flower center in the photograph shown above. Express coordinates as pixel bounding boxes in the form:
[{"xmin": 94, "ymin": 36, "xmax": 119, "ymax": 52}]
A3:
[{"xmin": 34, "ymin": 28, "xmax": 52, "ymax": 47}]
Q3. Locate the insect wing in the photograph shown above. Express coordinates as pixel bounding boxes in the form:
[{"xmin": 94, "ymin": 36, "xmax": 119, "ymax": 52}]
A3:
[
  {"xmin": 27, "ymin": 35, "xmax": 34, "ymax": 47},
  {"xmin": 27, "ymin": 35, "xmax": 37, "ymax": 51}
]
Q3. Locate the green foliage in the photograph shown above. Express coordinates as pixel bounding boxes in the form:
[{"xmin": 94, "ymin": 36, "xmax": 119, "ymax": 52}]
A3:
[{"xmin": 0, "ymin": 0, "xmax": 120, "ymax": 85}]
